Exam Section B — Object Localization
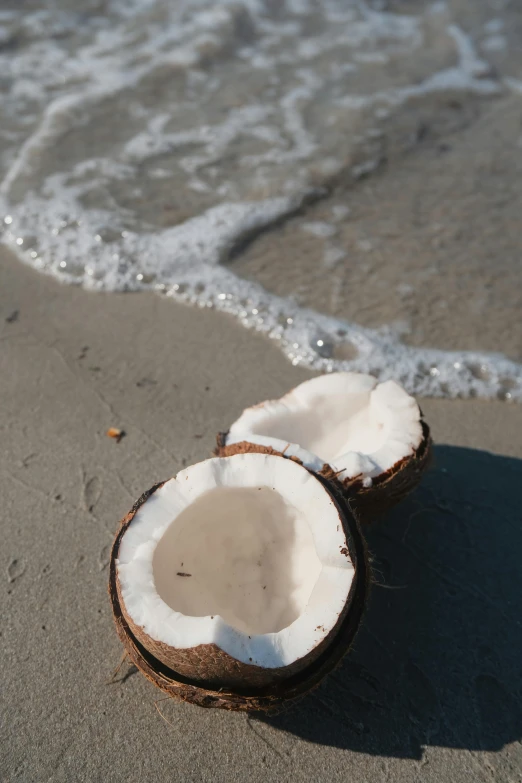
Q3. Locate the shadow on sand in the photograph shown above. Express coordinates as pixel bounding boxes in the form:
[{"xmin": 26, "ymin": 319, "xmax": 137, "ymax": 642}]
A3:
[{"xmin": 257, "ymin": 445, "xmax": 522, "ymax": 758}]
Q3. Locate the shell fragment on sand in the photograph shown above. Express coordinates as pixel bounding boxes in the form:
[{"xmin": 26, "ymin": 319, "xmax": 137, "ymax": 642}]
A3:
[
  {"xmin": 109, "ymin": 453, "xmax": 368, "ymax": 712},
  {"xmin": 106, "ymin": 427, "xmax": 125, "ymax": 443},
  {"xmin": 216, "ymin": 372, "xmax": 431, "ymax": 519}
]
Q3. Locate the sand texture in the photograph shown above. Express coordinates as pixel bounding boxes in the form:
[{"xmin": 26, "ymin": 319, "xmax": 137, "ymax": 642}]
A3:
[{"xmin": 1, "ymin": 250, "xmax": 522, "ymax": 782}]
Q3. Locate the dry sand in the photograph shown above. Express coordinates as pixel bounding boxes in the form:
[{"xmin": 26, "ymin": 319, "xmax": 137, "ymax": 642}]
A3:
[{"xmin": 1, "ymin": 248, "xmax": 521, "ymax": 782}]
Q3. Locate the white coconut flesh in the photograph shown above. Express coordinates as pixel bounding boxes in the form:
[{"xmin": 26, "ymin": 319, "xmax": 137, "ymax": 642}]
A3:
[
  {"xmin": 117, "ymin": 454, "xmax": 354, "ymax": 671},
  {"xmin": 225, "ymin": 373, "xmax": 424, "ymax": 483}
]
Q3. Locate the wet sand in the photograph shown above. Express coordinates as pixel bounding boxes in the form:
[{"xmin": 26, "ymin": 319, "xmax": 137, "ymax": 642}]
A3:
[{"xmin": 232, "ymin": 92, "xmax": 522, "ymax": 362}]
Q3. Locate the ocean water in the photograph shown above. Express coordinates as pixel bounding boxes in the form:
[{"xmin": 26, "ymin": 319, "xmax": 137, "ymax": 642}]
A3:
[{"xmin": 1, "ymin": 0, "xmax": 521, "ymax": 400}]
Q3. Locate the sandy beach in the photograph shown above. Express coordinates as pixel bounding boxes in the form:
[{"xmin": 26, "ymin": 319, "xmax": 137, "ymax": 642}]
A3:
[
  {"xmin": 2, "ymin": 1, "xmax": 522, "ymax": 780},
  {"xmin": 2, "ymin": 247, "xmax": 521, "ymax": 782}
]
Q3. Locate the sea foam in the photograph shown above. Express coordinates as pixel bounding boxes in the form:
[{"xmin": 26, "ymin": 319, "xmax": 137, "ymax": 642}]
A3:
[{"xmin": 0, "ymin": 0, "xmax": 521, "ymax": 401}]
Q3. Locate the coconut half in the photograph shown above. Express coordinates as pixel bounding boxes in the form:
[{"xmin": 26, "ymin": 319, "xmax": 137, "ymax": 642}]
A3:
[
  {"xmin": 109, "ymin": 453, "xmax": 368, "ymax": 712},
  {"xmin": 216, "ymin": 373, "xmax": 431, "ymax": 519}
]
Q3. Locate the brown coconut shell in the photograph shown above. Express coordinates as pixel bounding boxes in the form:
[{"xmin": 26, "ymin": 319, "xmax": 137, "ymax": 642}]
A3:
[
  {"xmin": 215, "ymin": 419, "xmax": 432, "ymax": 523},
  {"xmin": 109, "ymin": 470, "xmax": 369, "ymax": 713}
]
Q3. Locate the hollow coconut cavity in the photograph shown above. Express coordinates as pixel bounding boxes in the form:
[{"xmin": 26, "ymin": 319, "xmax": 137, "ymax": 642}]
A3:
[
  {"xmin": 109, "ymin": 453, "xmax": 368, "ymax": 711},
  {"xmin": 216, "ymin": 373, "xmax": 431, "ymax": 519}
]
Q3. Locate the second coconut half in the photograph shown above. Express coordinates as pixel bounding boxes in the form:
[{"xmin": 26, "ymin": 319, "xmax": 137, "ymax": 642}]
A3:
[{"xmin": 216, "ymin": 372, "xmax": 431, "ymax": 520}]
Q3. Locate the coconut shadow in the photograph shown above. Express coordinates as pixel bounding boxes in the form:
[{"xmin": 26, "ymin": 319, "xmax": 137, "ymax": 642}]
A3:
[{"xmin": 257, "ymin": 445, "xmax": 522, "ymax": 758}]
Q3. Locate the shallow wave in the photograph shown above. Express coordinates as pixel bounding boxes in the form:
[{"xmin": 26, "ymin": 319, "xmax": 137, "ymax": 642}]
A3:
[{"xmin": 0, "ymin": 0, "xmax": 520, "ymax": 400}]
